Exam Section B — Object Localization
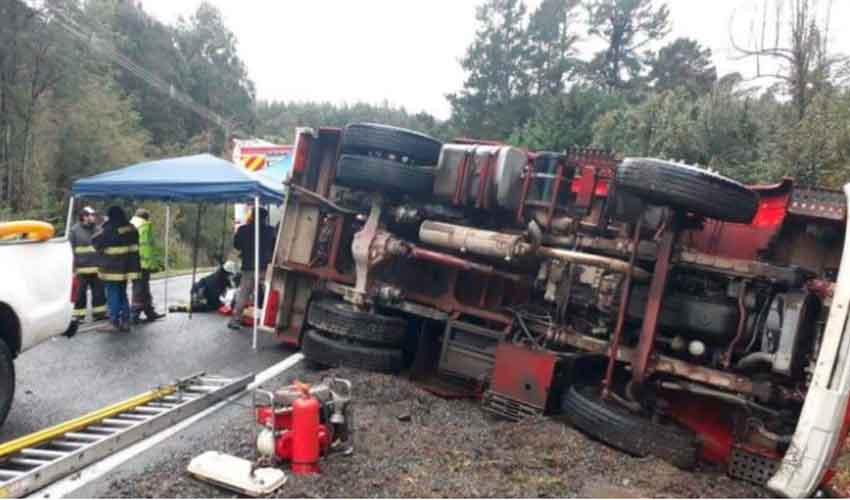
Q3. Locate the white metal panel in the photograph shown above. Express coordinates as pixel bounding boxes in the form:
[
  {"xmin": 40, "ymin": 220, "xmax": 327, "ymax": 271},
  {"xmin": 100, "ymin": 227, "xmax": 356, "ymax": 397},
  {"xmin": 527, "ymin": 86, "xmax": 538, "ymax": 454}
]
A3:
[{"xmin": 0, "ymin": 238, "xmax": 73, "ymax": 353}]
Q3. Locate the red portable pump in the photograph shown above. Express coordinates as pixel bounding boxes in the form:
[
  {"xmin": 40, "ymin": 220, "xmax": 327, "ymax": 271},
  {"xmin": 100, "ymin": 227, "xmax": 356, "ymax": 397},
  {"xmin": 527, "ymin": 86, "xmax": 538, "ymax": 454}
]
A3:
[{"xmin": 254, "ymin": 378, "xmax": 353, "ymax": 473}]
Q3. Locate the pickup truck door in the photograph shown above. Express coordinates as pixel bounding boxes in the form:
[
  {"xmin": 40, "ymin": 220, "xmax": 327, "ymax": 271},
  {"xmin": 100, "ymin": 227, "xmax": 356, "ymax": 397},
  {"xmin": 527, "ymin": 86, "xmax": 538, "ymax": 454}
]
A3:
[{"xmin": 0, "ymin": 238, "xmax": 73, "ymax": 353}]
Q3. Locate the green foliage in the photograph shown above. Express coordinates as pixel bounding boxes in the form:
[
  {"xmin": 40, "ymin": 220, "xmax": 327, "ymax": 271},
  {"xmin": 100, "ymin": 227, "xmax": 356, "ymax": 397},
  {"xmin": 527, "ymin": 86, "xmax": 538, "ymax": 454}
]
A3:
[
  {"xmin": 526, "ymin": 0, "xmax": 582, "ymax": 96},
  {"xmin": 171, "ymin": 203, "xmax": 233, "ymax": 268},
  {"xmin": 4, "ymin": 0, "xmax": 850, "ymax": 258},
  {"xmin": 84, "ymin": 0, "xmax": 193, "ymax": 146},
  {"xmin": 648, "ymin": 38, "xmax": 717, "ymax": 96},
  {"xmin": 585, "ymin": 0, "xmax": 670, "ymax": 92},
  {"xmin": 446, "ymin": 0, "xmax": 533, "ymax": 140},
  {"xmin": 778, "ymin": 90, "xmax": 850, "ymax": 188},
  {"xmin": 175, "ymin": 2, "xmax": 256, "ymax": 147},
  {"xmin": 0, "ymin": 0, "xmax": 257, "ymax": 266},
  {"xmin": 511, "ymin": 85, "xmax": 624, "ymax": 150},
  {"xmin": 49, "ymin": 74, "xmax": 150, "ymax": 203},
  {"xmin": 256, "ymin": 101, "xmax": 452, "ymax": 143},
  {"xmin": 592, "ymin": 84, "xmax": 765, "ymax": 181}
]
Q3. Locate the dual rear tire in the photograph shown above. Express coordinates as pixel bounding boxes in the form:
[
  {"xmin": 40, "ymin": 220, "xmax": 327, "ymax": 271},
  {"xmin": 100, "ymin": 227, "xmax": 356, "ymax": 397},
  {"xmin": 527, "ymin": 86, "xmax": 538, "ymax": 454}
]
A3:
[
  {"xmin": 301, "ymin": 298, "xmax": 407, "ymax": 373},
  {"xmin": 335, "ymin": 123, "xmax": 441, "ymax": 198}
]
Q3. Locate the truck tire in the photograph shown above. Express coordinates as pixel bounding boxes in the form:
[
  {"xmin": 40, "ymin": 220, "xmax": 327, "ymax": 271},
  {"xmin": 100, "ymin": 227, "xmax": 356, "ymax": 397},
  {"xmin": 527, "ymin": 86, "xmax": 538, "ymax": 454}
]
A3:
[
  {"xmin": 307, "ymin": 299, "xmax": 407, "ymax": 347},
  {"xmin": 561, "ymin": 385, "xmax": 699, "ymax": 469},
  {"xmin": 615, "ymin": 158, "xmax": 758, "ymax": 224},
  {"xmin": 341, "ymin": 123, "xmax": 442, "ymax": 166},
  {"xmin": 0, "ymin": 340, "xmax": 15, "ymax": 428},
  {"xmin": 301, "ymin": 329, "xmax": 404, "ymax": 373},
  {"xmin": 335, "ymin": 154, "xmax": 434, "ymax": 196}
]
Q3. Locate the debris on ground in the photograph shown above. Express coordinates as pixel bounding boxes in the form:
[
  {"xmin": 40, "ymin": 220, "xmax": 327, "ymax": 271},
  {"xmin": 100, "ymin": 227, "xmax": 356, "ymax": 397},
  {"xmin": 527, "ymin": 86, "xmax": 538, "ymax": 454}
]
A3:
[
  {"xmin": 107, "ymin": 367, "xmax": 770, "ymax": 498},
  {"xmin": 832, "ymin": 445, "xmax": 850, "ymax": 498}
]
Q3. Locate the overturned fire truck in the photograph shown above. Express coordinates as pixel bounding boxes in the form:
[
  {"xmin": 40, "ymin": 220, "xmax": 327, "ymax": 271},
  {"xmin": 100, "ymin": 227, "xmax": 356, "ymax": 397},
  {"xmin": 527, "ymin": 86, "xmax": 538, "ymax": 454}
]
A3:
[{"xmin": 260, "ymin": 123, "xmax": 850, "ymax": 497}]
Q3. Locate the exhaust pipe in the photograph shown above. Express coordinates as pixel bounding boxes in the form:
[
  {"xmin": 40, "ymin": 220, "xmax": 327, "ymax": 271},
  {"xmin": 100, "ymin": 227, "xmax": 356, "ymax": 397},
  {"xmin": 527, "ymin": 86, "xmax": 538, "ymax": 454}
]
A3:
[{"xmin": 419, "ymin": 220, "xmax": 651, "ymax": 281}]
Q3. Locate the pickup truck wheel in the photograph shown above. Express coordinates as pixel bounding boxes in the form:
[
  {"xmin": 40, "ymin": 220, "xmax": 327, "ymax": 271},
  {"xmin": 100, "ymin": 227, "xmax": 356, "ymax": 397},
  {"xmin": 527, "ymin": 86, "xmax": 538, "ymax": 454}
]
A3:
[
  {"xmin": 561, "ymin": 385, "xmax": 699, "ymax": 470},
  {"xmin": 307, "ymin": 299, "xmax": 407, "ymax": 347},
  {"xmin": 0, "ymin": 340, "xmax": 15, "ymax": 427},
  {"xmin": 335, "ymin": 154, "xmax": 435, "ymax": 196},
  {"xmin": 301, "ymin": 329, "xmax": 404, "ymax": 373},
  {"xmin": 341, "ymin": 123, "xmax": 442, "ymax": 166},
  {"xmin": 615, "ymin": 158, "xmax": 759, "ymax": 224}
]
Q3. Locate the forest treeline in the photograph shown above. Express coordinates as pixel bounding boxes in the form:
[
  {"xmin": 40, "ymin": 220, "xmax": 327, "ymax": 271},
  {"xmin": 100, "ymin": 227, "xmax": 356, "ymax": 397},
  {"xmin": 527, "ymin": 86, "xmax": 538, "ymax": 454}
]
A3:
[{"xmin": 1, "ymin": 0, "xmax": 848, "ymax": 264}]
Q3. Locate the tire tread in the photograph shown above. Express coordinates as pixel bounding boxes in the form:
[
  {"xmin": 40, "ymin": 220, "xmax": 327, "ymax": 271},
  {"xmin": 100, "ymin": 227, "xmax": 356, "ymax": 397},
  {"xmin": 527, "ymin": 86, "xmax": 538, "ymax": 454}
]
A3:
[
  {"xmin": 616, "ymin": 158, "xmax": 758, "ymax": 223},
  {"xmin": 307, "ymin": 299, "xmax": 407, "ymax": 347},
  {"xmin": 561, "ymin": 385, "xmax": 699, "ymax": 469},
  {"xmin": 301, "ymin": 329, "xmax": 403, "ymax": 373},
  {"xmin": 341, "ymin": 123, "xmax": 442, "ymax": 166}
]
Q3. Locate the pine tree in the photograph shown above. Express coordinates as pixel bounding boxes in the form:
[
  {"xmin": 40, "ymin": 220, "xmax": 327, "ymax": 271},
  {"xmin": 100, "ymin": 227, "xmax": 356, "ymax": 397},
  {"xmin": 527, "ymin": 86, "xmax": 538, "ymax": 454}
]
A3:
[
  {"xmin": 446, "ymin": 0, "xmax": 532, "ymax": 139},
  {"xmin": 648, "ymin": 38, "xmax": 716, "ymax": 96},
  {"xmin": 585, "ymin": 0, "xmax": 670, "ymax": 92},
  {"xmin": 526, "ymin": 0, "xmax": 582, "ymax": 96}
]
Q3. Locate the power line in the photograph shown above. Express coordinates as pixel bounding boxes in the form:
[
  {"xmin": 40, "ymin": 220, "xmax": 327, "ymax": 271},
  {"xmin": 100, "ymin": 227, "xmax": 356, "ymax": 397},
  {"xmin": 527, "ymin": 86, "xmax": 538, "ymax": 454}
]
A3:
[{"xmin": 23, "ymin": 0, "xmax": 254, "ymax": 139}]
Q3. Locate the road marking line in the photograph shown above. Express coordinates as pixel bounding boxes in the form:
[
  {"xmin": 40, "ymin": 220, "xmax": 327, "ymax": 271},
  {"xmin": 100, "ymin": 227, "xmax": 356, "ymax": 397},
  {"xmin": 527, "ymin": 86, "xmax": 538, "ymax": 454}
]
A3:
[{"xmin": 29, "ymin": 352, "xmax": 304, "ymax": 499}]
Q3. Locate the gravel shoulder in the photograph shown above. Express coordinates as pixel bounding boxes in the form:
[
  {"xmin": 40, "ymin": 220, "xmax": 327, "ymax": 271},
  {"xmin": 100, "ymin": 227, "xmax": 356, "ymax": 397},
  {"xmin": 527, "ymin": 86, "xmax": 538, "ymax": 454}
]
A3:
[{"xmin": 103, "ymin": 366, "xmax": 769, "ymax": 498}]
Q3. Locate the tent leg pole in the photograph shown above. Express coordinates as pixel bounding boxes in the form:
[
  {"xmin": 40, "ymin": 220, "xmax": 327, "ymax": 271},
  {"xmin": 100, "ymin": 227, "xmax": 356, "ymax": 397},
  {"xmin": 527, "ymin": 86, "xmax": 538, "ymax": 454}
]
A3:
[
  {"xmin": 165, "ymin": 205, "xmax": 170, "ymax": 317},
  {"xmin": 65, "ymin": 196, "xmax": 75, "ymax": 238},
  {"xmin": 189, "ymin": 204, "xmax": 203, "ymax": 320},
  {"xmin": 253, "ymin": 196, "xmax": 260, "ymax": 350}
]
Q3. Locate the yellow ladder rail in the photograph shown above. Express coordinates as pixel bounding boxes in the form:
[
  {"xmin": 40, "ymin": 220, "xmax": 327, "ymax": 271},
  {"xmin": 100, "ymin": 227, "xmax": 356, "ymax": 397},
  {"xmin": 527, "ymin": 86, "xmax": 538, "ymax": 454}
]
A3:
[{"xmin": 0, "ymin": 385, "xmax": 176, "ymax": 458}]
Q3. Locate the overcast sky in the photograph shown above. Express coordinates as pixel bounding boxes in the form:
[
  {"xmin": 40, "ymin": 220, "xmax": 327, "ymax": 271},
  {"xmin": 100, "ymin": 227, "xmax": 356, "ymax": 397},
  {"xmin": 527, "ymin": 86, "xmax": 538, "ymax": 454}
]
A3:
[{"xmin": 140, "ymin": 0, "xmax": 850, "ymax": 119}]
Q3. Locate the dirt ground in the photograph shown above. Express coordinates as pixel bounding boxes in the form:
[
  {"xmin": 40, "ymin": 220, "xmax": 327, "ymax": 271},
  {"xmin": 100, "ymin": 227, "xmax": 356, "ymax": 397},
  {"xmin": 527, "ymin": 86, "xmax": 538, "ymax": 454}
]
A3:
[
  {"xmin": 103, "ymin": 366, "xmax": 776, "ymax": 498},
  {"xmin": 831, "ymin": 450, "xmax": 850, "ymax": 497}
]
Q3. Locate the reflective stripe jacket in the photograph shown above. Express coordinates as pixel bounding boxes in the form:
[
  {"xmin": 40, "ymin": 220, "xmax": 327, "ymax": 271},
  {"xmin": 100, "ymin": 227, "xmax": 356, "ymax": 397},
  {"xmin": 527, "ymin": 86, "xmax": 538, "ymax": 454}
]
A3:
[
  {"xmin": 69, "ymin": 223, "xmax": 99, "ymax": 275},
  {"xmin": 92, "ymin": 223, "xmax": 141, "ymax": 282},
  {"xmin": 130, "ymin": 216, "xmax": 155, "ymax": 271}
]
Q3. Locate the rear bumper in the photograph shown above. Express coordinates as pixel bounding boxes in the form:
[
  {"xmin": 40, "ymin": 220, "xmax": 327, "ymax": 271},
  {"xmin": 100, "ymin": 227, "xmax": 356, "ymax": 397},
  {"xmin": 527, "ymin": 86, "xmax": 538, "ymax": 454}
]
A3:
[{"xmin": 767, "ymin": 184, "xmax": 850, "ymax": 497}]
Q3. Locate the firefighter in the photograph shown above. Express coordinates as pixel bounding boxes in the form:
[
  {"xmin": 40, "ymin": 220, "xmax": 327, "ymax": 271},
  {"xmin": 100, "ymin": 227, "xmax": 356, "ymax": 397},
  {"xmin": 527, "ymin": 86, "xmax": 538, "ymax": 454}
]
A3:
[
  {"xmin": 130, "ymin": 208, "xmax": 164, "ymax": 323},
  {"xmin": 69, "ymin": 206, "xmax": 107, "ymax": 322},
  {"xmin": 93, "ymin": 206, "xmax": 141, "ymax": 333},
  {"xmin": 228, "ymin": 207, "xmax": 275, "ymax": 330}
]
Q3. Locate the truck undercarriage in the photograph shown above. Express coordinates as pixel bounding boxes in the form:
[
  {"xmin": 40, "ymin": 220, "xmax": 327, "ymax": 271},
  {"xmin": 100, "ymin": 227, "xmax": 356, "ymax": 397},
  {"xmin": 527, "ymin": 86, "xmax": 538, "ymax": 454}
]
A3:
[{"xmin": 262, "ymin": 123, "xmax": 850, "ymax": 497}]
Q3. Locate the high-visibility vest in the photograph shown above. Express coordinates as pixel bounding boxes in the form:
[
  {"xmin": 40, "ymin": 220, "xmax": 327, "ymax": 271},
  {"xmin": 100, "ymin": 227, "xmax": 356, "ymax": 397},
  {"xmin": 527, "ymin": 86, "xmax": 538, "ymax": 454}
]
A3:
[{"xmin": 130, "ymin": 216, "xmax": 156, "ymax": 271}]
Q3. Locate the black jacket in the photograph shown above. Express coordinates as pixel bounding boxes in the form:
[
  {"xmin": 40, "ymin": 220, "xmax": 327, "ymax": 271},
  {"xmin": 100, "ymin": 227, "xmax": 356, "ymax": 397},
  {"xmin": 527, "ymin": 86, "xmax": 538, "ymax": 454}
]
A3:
[
  {"xmin": 191, "ymin": 267, "xmax": 234, "ymax": 310},
  {"xmin": 69, "ymin": 222, "xmax": 100, "ymax": 275},
  {"xmin": 92, "ymin": 222, "xmax": 142, "ymax": 283},
  {"xmin": 233, "ymin": 222, "xmax": 275, "ymax": 272}
]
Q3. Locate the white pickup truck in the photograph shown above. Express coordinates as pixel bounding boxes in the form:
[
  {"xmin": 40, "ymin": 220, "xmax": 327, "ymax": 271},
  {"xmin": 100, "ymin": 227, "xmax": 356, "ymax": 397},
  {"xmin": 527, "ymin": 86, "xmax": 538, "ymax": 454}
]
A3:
[{"xmin": 0, "ymin": 222, "xmax": 74, "ymax": 427}]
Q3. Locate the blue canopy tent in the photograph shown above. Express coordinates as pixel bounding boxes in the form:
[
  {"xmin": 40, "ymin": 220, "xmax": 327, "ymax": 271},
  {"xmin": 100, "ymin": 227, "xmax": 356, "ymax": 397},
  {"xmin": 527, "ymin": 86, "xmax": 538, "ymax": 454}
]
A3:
[
  {"xmin": 71, "ymin": 154, "xmax": 286, "ymax": 348},
  {"xmin": 72, "ymin": 154, "xmax": 285, "ymax": 204}
]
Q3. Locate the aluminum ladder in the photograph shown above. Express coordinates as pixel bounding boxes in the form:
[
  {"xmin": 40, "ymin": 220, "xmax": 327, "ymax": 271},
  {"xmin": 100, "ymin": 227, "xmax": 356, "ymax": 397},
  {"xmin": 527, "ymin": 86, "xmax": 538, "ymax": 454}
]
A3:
[{"xmin": 0, "ymin": 372, "xmax": 254, "ymax": 498}]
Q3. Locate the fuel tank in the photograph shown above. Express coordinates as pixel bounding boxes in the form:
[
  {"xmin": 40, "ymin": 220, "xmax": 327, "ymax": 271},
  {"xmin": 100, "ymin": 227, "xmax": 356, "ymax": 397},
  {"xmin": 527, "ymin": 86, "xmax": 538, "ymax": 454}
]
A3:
[{"xmin": 433, "ymin": 144, "xmax": 527, "ymax": 211}]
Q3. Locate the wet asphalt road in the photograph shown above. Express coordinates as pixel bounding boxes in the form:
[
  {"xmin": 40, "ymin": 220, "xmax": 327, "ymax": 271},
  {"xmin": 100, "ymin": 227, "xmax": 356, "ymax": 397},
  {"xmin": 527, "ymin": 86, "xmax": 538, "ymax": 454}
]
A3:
[{"xmin": 1, "ymin": 275, "xmax": 301, "ymax": 446}]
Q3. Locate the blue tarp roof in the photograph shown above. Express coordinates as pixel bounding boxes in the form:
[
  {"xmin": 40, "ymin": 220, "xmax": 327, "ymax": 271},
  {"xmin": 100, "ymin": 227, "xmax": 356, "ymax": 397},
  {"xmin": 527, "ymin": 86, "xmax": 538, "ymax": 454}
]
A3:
[{"xmin": 71, "ymin": 154, "xmax": 286, "ymax": 204}]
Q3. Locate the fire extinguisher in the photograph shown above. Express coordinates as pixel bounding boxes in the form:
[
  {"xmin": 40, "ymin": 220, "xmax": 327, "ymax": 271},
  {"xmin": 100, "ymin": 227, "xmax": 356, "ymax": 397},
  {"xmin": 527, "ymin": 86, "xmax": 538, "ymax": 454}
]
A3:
[{"xmin": 291, "ymin": 381, "xmax": 321, "ymax": 474}]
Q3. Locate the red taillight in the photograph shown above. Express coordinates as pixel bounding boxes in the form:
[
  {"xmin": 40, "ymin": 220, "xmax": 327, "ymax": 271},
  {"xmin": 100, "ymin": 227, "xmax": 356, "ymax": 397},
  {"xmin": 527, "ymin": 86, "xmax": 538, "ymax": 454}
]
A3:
[
  {"xmin": 292, "ymin": 132, "xmax": 313, "ymax": 174},
  {"xmin": 263, "ymin": 289, "xmax": 280, "ymax": 328}
]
